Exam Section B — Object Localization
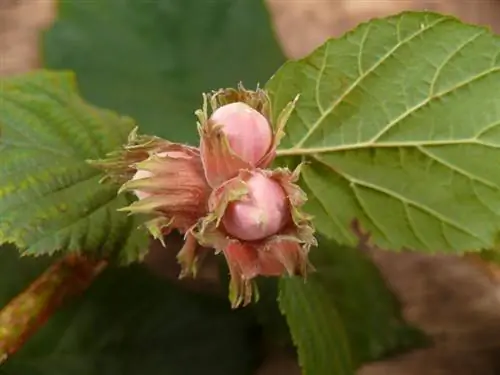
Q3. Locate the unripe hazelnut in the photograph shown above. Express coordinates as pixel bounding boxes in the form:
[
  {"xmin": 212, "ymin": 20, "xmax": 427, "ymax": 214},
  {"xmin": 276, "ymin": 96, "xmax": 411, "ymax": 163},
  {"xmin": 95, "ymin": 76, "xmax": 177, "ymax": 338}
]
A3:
[
  {"xmin": 222, "ymin": 173, "xmax": 288, "ymax": 241},
  {"xmin": 210, "ymin": 102, "xmax": 272, "ymax": 166},
  {"xmin": 131, "ymin": 151, "xmax": 187, "ymax": 200},
  {"xmin": 132, "ymin": 169, "xmax": 154, "ymax": 200}
]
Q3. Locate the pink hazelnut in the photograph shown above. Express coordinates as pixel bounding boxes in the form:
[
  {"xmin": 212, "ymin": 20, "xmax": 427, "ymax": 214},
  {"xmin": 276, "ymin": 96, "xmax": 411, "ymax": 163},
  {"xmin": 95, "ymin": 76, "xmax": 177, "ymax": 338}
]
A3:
[
  {"xmin": 131, "ymin": 169, "xmax": 154, "ymax": 200},
  {"xmin": 222, "ymin": 173, "xmax": 288, "ymax": 241},
  {"xmin": 210, "ymin": 102, "xmax": 272, "ymax": 166}
]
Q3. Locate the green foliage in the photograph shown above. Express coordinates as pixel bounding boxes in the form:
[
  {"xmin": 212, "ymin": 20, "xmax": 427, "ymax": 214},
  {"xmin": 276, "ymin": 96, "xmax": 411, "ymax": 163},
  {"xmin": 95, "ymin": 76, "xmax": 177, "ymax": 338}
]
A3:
[
  {"xmin": 278, "ymin": 236, "xmax": 425, "ymax": 375},
  {"xmin": 42, "ymin": 0, "xmax": 286, "ymax": 144},
  {"xmin": 280, "ymin": 276, "xmax": 353, "ymax": 375},
  {"xmin": 0, "ymin": 71, "xmax": 147, "ymax": 262},
  {"xmin": 267, "ymin": 11, "xmax": 500, "ymax": 252},
  {"xmin": 0, "ymin": 247, "xmax": 259, "ymax": 375},
  {"xmin": 2, "ymin": 7, "xmax": 474, "ymax": 375}
]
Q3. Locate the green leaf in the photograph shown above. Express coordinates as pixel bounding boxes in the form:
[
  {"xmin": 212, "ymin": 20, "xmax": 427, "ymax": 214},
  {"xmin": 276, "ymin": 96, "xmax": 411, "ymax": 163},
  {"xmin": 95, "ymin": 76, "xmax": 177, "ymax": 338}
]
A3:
[
  {"xmin": 0, "ymin": 247, "xmax": 259, "ymax": 375},
  {"xmin": 0, "ymin": 71, "xmax": 148, "ymax": 262},
  {"xmin": 42, "ymin": 0, "xmax": 286, "ymax": 144},
  {"xmin": 279, "ymin": 236, "xmax": 426, "ymax": 374},
  {"xmin": 267, "ymin": 11, "xmax": 500, "ymax": 252},
  {"xmin": 279, "ymin": 276, "xmax": 353, "ymax": 375}
]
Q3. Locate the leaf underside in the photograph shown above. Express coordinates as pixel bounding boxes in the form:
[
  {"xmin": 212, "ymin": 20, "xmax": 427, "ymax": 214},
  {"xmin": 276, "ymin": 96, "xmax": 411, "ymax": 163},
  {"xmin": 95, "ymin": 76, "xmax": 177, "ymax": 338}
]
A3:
[
  {"xmin": 0, "ymin": 71, "xmax": 148, "ymax": 262},
  {"xmin": 268, "ymin": 11, "xmax": 500, "ymax": 252}
]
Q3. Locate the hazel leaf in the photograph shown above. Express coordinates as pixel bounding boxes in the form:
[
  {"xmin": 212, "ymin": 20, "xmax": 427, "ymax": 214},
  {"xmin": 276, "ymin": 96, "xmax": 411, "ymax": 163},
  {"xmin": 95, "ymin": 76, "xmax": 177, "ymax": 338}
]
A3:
[
  {"xmin": 268, "ymin": 11, "xmax": 500, "ymax": 252},
  {"xmin": 278, "ymin": 236, "xmax": 425, "ymax": 374},
  {"xmin": 0, "ymin": 71, "xmax": 148, "ymax": 262}
]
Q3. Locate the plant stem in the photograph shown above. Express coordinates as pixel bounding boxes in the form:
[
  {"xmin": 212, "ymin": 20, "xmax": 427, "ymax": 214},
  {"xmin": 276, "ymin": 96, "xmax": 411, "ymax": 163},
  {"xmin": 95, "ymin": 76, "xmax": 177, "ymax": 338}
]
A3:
[{"xmin": 0, "ymin": 254, "xmax": 107, "ymax": 364}]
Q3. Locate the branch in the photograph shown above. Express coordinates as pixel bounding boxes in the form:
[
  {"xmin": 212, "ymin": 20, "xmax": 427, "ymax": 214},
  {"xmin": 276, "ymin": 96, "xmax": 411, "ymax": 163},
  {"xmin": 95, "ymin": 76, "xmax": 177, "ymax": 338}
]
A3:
[{"xmin": 0, "ymin": 254, "xmax": 106, "ymax": 364}]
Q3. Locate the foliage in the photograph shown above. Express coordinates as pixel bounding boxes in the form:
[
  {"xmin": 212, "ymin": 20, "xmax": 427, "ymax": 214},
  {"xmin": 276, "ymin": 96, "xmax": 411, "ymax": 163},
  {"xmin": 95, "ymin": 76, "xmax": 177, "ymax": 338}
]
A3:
[
  {"xmin": 268, "ymin": 12, "xmax": 500, "ymax": 253},
  {"xmin": 0, "ymin": 246, "xmax": 259, "ymax": 375},
  {"xmin": 0, "ymin": 72, "xmax": 148, "ymax": 263},
  {"xmin": 279, "ymin": 236, "xmax": 426, "ymax": 375},
  {"xmin": 4, "ymin": 5, "xmax": 500, "ymax": 375},
  {"xmin": 42, "ymin": 0, "xmax": 285, "ymax": 144}
]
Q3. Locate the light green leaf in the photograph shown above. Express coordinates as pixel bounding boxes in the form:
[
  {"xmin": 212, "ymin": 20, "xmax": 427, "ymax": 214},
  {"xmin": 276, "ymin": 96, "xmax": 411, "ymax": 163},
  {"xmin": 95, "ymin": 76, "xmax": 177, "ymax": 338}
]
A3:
[
  {"xmin": 0, "ymin": 71, "xmax": 148, "ymax": 262},
  {"xmin": 278, "ymin": 236, "xmax": 425, "ymax": 374},
  {"xmin": 42, "ymin": 0, "xmax": 285, "ymax": 144},
  {"xmin": 267, "ymin": 11, "xmax": 500, "ymax": 252},
  {"xmin": 0, "ymin": 246, "xmax": 258, "ymax": 375}
]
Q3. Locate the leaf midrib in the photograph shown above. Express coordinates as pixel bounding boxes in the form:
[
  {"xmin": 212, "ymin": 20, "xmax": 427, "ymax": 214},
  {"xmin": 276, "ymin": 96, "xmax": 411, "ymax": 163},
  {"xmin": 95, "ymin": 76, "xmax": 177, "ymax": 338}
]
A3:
[
  {"xmin": 276, "ymin": 135, "xmax": 500, "ymax": 156},
  {"xmin": 277, "ymin": 63, "xmax": 500, "ymax": 157}
]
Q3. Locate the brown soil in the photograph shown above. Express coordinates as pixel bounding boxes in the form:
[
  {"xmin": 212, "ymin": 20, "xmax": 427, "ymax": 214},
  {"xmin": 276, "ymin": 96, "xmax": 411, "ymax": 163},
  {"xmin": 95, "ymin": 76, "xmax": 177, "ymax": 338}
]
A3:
[{"xmin": 4, "ymin": 1, "xmax": 500, "ymax": 374}]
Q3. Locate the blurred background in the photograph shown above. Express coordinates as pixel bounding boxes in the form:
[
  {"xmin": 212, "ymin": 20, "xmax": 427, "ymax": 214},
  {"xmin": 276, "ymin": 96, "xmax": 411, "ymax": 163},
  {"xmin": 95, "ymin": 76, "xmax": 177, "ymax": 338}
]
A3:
[
  {"xmin": 3, "ymin": 0, "xmax": 500, "ymax": 73},
  {"xmin": 3, "ymin": 1, "xmax": 500, "ymax": 374}
]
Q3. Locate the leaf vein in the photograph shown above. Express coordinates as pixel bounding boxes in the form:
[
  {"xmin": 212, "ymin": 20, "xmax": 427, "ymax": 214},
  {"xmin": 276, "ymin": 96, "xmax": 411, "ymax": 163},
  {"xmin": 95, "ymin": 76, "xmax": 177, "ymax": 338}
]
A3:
[
  {"xmin": 316, "ymin": 42, "xmax": 330, "ymax": 114},
  {"xmin": 350, "ymin": 183, "xmax": 393, "ymax": 243},
  {"xmin": 303, "ymin": 183, "xmax": 354, "ymax": 242},
  {"xmin": 313, "ymin": 155, "xmax": 486, "ymax": 245},
  {"xmin": 26, "ymin": 192, "xmax": 117, "ymax": 255},
  {"xmin": 416, "ymin": 145, "xmax": 498, "ymax": 189},
  {"xmin": 357, "ymin": 23, "xmax": 372, "ymax": 76},
  {"xmin": 403, "ymin": 202, "xmax": 432, "ymax": 249},
  {"xmin": 293, "ymin": 16, "xmax": 446, "ymax": 149},
  {"xmin": 369, "ymin": 65, "xmax": 500, "ymax": 143},
  {"xmin": 277, "ymin": 139, "xmax": 500, "ymax": 157},
  {"xmin": 0, "ymin": 140, "xmax": 71, "ymax": 158},
  {"xmin": 428, "ymin": 30, "xmax": 485, "ymax": 96}
]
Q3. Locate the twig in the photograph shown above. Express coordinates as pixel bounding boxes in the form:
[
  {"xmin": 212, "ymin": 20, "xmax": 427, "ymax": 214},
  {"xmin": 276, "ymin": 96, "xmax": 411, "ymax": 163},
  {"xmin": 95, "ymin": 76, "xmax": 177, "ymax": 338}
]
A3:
[{"xmin": 0, "ymin": 254, "xmax": 107, "ymax": 364}]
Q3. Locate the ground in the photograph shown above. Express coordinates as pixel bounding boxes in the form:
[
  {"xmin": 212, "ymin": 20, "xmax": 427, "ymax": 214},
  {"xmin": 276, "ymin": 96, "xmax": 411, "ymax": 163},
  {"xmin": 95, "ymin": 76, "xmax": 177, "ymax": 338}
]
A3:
[{"xmin": 3, "ymin": 1, "xmax": 500, "ymax": 374}]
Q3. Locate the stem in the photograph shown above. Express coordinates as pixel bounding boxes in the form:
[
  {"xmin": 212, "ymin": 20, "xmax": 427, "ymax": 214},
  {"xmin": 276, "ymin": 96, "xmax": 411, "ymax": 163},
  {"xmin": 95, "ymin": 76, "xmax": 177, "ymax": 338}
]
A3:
[{"xmin": 0, "ymin": 254, "xmax": 107, "ymax": 364}]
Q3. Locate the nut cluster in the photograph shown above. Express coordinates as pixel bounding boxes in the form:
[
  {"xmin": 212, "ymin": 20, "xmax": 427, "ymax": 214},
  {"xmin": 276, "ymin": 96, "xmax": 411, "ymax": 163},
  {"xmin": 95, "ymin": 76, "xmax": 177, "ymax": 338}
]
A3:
[{"xmin": 100, "ymin": 85, "xmax": 316, "ymax": 307}]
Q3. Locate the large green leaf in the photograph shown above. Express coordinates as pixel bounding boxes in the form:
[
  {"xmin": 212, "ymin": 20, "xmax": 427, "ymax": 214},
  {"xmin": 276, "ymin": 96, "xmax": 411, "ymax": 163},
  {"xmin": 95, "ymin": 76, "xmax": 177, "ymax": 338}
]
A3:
[
  {"xmin": 279, "ymin": 236, "xmax": 425, "ymax": 374},
  {"xmin": 0, "ymin": 247, "xmax": 259, "ymax": 375},
  {"xmin": 0, "ymin": 71, "xmax": 147, "ymax": 262},
  {"xmin": 267, "ymin": 11, "xmax": 500, "ymax": 252},
  {"xmin": 42, "ymin": 0, "xmax": 286, "ymax": 143}
]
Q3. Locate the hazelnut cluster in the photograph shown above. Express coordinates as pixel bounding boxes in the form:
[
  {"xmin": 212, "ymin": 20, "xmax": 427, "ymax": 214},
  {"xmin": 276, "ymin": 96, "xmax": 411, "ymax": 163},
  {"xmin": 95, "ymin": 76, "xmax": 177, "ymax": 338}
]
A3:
[{"xmin": 101, "ymin": 86, "xmax": 316, "ymax": 307}]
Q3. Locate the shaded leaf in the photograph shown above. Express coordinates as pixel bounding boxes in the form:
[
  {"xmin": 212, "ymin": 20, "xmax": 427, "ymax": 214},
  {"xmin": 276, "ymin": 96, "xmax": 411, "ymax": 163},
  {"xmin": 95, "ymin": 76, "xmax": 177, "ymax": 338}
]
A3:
[
  {"xmin": 0, "ymin": 71, "xmax": 147, "ymax": 262},
  {"xmin": 43, "ymin": 0, "xmax": 286, "ymax": 143},
  {"xmin": 279, "ymin": 276, "xmax": 354, "ymax": 375},
  {"xmin": 310, "ymin": 237, "xmax": 426, "ymax": 364},
  {"xmin": 267, "ymin": 11, "xmax": 500, "ymax": 252},
  {"xmin": 279, "ymin": 236, "xmax": 426, "ymax": 374},
  {"xmin": 0, "ymin": 246, "xmax": 259, "ymax": 375}
]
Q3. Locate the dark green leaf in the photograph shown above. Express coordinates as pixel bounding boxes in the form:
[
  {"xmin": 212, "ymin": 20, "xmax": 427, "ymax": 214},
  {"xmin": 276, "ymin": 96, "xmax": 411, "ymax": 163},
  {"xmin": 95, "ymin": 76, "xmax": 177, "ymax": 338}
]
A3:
[
  {"xmin": 0, "ymin": 246, "xmax": 259, "ymax": 375},
  {"xmin": 310, "ymin": 237, "xmax": 426, "ymax": 364},
  {"xmin": 0, "ymin": 71, "xmax": 148, "ymax": 262},
  {"xmin": 279, "ymin": 276, "xmax": 354, "ymax": 375},
  {"xmin": 43, "ymin": 0, "xmax": 286, "ymax": 143},
  {"xmin": 279, "ymin": 236, "xmax": 426, "ymax": 374},
  {"xmin": 267, "ymin": 11, "xmax": 500, "ymax": 252}
]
